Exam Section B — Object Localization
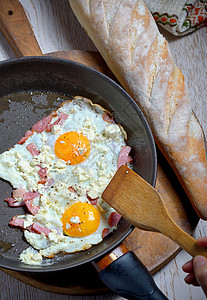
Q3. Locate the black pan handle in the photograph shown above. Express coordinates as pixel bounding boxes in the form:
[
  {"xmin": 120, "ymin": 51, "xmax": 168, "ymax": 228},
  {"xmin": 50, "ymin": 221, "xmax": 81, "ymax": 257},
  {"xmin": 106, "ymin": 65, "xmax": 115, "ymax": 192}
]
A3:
[{"xmin": 98, "ymin": 251, "xmax": 168, "ymax": 300}]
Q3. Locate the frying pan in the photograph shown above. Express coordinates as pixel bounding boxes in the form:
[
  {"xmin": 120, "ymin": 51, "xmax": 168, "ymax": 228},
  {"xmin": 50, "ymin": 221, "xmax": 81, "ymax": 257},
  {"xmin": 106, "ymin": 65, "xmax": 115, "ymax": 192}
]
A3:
[
  {"xmin": 0, "ymin": 1, "xmax": 169, "ymax": 299},
  {"xmin": 0, "ymin": 55, "xmax": 156, "ymax": 268},
  {"xmin": 0, "ymin": 55, "xmax": 167, "ymax": 299}
]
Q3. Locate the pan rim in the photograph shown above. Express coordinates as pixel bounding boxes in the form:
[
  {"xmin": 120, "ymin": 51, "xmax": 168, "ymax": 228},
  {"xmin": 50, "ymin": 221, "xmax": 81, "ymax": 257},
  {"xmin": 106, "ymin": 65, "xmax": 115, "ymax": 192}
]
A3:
[{"xmin": 0, "ymin": 56, "xmax": 157, "ymax": 272}]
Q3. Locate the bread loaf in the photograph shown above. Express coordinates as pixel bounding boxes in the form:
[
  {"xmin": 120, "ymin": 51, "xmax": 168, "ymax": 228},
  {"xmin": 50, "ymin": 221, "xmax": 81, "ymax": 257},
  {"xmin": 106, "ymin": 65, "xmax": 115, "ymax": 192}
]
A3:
[{"xmin": 69, "ymin": 0, "xmax": 207, "ymax": 219}]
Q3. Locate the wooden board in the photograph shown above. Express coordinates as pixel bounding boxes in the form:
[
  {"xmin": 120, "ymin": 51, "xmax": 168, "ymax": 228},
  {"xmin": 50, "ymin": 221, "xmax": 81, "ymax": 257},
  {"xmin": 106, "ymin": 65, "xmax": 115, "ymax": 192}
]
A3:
[
  {"xmin": 0, "ymin": 0, "xmax": 200, "ymax": 294},
  {"xmin": 1, "ymin": 49, "xmax": 198, "ymax": 295}
]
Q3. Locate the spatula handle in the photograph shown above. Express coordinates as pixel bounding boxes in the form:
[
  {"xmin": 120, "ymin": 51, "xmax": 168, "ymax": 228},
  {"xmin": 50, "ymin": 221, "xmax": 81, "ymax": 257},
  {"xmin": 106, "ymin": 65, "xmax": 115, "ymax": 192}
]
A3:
[
  {"xmin": 159, "ymin": 216, "xmax": 207, "ymax": 258},
  {"xmin": 0, "ymin": 0, "xmax": 42, "ymax": 56}
]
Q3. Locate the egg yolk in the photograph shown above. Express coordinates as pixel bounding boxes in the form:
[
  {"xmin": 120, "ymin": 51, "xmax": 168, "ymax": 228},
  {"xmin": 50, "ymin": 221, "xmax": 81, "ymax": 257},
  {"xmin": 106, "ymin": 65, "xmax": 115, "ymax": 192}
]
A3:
[
  {"xmin": 62, "ymin": 202, "xmax": 100, "ymax": 237},
  {"xmin": 54, "ymin": 131, "xmax": 90, "ymax": 164}
]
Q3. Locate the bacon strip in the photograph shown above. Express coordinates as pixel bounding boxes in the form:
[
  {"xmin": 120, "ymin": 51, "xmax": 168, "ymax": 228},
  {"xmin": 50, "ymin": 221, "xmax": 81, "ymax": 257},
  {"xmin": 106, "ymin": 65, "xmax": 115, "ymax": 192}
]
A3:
[
  {"xmin": 117, "ymin": 146, "xmax": 133, "ymax": 169},
  {"xmin": 68, "ymin": 186, "xmax": 76, "ymax": 193},
  {"xmin": 5, "ymin": 197, "xmax": 25, "ymax": 207},
  {"xmin": 108, "ymin": 212, "xmax": 121, "ymax": 227},
  {"xmin": 31, "ymin": 115, "xmax": 52, "ymax": 133},
  {"xmin": 22, "ymin": 192, "xmax": 40, "ymax": 215},
  {"xmin": 102, "ymin": 112, "xmax": 115, "ymax": 123},
  {"xmin": 86, "ymin": 192, "xmax": 98, "ymax": 205},
  {"xmin": 22, "ymin": 191, "xmax": 39, "ymax": 201},
  {"xmin": 26, "ymin": 143, "xmax": 40, "ymax": 156},
  {"xmin": 102, "ymin": 228, "xmax": 110, "ymax": 239},
  {"xmin": 17, "ymin": 130, "xmax": 34, "ymax": 144},
  {"xmin": 46, "ymin": 113, "xmax": 68, "ymax": 132},
  {"xmin": 9, "ymin": 217, "xmax": 24, "ymax": 228},
  {"xmin": 24, "ymin": 201, "xmax": 40, "ymax": 215},
  {"xmin": 5, "ymin": 190, "xmax": 40, "ymax": 214},
  {"xmin": 12, "ymin": 188, "xmax": 27, "ymax": 198},
  {"xmin": 30, "ymin": 223, "xmax": 51, "ymax": 237},
  {"xmin": 5, "ymin": 190, "xmax": 39, "ymax": 210},
  {"xmin": 9, "ymin": 218, "xmax": 51, "ymax": 239}
]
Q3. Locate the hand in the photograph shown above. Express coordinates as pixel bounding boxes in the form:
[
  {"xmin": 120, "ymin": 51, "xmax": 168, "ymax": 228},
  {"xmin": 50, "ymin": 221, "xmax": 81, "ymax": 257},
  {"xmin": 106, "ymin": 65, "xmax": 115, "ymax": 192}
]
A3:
[{"xmin": 182, "ymin": 237, "xmax": 207, "ymax": 296}]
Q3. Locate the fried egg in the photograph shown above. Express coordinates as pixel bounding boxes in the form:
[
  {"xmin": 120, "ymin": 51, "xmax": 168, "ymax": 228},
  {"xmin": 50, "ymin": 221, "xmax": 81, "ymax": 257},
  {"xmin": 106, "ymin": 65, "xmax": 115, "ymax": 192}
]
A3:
[{"xmin": 0, "ymin": 96, "xmax": 132, "ymax": 265}]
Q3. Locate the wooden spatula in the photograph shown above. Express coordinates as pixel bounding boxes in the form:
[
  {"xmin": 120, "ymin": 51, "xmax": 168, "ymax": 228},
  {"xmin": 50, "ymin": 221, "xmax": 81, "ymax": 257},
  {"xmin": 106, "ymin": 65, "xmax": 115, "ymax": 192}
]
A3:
[{"xmin": 102, "ymin": 165, "xmax": 207, "ymax": 258}]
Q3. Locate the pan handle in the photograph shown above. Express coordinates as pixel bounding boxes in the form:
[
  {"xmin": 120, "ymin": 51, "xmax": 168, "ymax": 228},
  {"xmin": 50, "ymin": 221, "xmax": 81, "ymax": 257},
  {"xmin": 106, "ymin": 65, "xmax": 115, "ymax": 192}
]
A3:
[
  {"xmin": 92, "ymin": 244, "xmax": 168, "ymax": 300},
  {"xmin": 0, "ymin": 0, "xmax": 42, "ymax": 56}
]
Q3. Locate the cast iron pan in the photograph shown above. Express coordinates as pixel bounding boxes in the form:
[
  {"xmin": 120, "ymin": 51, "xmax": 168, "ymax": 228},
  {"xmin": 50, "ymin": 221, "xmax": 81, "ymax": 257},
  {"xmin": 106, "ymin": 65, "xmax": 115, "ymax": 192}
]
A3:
[{"xmin": 0, "ymin": 57, "xmax": 170, "ymax": 299}]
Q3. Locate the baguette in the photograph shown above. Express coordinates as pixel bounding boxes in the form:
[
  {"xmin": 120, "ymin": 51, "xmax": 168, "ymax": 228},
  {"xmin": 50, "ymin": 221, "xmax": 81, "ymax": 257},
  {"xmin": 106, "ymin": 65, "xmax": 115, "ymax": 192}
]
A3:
[{"xmin": 69, "ymin": 0, "xmax": 207, "ymax": 219}]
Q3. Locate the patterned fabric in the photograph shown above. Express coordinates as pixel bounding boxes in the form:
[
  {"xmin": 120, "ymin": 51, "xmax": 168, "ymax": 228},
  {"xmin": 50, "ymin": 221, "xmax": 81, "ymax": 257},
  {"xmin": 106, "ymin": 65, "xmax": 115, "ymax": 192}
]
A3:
[{"xmin": 143, "ymin": 0, "xmax": 207, "ymax": 36}]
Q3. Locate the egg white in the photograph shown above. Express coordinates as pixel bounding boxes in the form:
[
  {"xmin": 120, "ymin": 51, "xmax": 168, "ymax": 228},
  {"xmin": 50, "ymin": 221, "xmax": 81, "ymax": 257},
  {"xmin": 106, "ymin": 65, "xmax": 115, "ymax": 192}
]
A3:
[{"xmin": 0, "ymin": 96, "xmax": 129, "ymax": 265}]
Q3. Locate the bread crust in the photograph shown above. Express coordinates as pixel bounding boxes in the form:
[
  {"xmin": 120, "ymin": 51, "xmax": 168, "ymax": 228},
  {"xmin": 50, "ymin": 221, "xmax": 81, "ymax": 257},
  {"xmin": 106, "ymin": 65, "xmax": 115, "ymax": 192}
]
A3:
[{"xmin": 69, "ymin": 0, "xmax": 207, "ymax": 219}]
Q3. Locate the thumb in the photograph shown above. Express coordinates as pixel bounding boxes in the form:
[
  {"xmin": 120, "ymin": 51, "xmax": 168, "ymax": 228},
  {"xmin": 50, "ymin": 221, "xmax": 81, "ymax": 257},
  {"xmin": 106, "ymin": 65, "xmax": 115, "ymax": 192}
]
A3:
[{"xmin": 193, "ymin": 256, "xmax": 207, "ymax": 296}]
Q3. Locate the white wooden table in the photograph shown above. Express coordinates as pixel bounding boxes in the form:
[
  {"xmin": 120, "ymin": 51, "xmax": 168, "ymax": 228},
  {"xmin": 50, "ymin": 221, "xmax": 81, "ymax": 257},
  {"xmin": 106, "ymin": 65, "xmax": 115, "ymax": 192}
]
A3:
[{"xmin": 0, "ymin": 1, "xmax": 206, "ymax": 299}]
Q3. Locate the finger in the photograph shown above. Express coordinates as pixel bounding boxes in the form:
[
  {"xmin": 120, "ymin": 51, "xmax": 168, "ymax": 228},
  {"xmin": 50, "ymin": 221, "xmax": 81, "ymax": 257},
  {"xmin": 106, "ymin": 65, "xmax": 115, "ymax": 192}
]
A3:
[
  {"xmin": 197, "ymin": 237, "xmax": 207, "ymax": 248},
  {"xmin": 192, "ymin": 282, "xmax": 200, "ymax": 287},
  {"xmin": 182, "ymin": 259, "xmax": 194, "ymax": 273},
  {"xmin": 184, "ymin": 273, "xmax": 197, "ymax": 285},
  {"xmin": 193, "ymin": 255, "xmax": 207, "ymax": 296}
]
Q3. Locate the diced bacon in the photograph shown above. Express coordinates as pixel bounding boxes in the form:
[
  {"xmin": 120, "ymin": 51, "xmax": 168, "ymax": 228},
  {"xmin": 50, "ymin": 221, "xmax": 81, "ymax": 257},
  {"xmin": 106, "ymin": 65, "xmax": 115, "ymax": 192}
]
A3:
[
  {"xmin": 22, "ymin": 191, "xmax": 39, "ymax": 201},
  {"xmin": 26, "ymin": 143, "xmax": 40, "ymax": 156},
  {"xmin": 18, "ymin": 137, "xmax": 27, "ymax": 145},
  {"xmin": 58, "ymin": 112, "xmax": 68, "ymax": 122},
  {"xmin": 86, "ymin": 193, "xmax": 98, "ymax": 205},
  {"xmin": 5, "ymin": 197, "xmax": 25, "ymax": 207},
  {"xmin": 30, "ymin": 223, "xmax": 51, "ymax": 237},
  {"xmin": 25, "ymin": 224, "xmax": 33, "ymax": 232},
  {"xmin": 46, "ymin": 124, "xmax": 53, "ymax": 132},
  {"xmin": 102, "ymin": 228, "xmax": 110, "ymax": 239},
  {"xmin": 24, "ymin": 201, "xmax": 40, "ymax": 215},
  {"xmin": 12, "ymin": 188, "xmax": 27, "ymax": 198},
  {"xmin": 117, "ymin": 146, "xmax": 133, "ymax": 169},
  {"xmin": 89, "ymin": 198, "xmax": 98, "ymax": 205},
  {"xmin": 17, "ymin": 130, "xmax": 34, "ymax": 144},
  {"xmin": 108, "ymin": 212, "xmax": 121, "ymax": 227},
  {"xmin": 31, "ymin": 115, "xmax": 52, "ymax": 133},
  {"xmin": 22, "ymin": 192, "xmax": 40, "ymax": 215},
  {"xmin": 38, "ymin": 166, "xmax": 48, "ymax": 184},
  {"xmin": 46, "ymin": 113, "xmax": 68, "ymax": 132},
  {"xmin": 25, "ymin": 130, "xmax": 33, "ymax": 137},
  {"xmin": 68, "ymin": 186, "xmax": 76, "ymax": 193},
  {"xmin": 9, "ymin": 217, "xmax": 24, "ymax": 228},
  {"xmin": 102, "ymin": 112, "xmax": 115, "ymax": 123}
]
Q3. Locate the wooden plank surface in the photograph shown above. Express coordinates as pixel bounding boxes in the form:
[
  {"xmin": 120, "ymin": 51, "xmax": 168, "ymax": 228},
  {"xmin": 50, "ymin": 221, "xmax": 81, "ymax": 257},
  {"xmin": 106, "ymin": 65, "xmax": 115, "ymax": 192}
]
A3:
[
  {"xmin": 0, "ymin": 49, "xmax": 198, "ymax": 294},
  {"xmin": 0, "ymin": 0, "xmax": 206, "ymax": 299}
]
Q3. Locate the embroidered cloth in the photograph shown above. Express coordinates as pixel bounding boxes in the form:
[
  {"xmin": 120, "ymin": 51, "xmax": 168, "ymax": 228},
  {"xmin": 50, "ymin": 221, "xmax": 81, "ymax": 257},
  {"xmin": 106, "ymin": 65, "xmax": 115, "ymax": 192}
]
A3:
[{"xmin": 144, "ymin": 0, "xmax": 207, "ymax": 35}]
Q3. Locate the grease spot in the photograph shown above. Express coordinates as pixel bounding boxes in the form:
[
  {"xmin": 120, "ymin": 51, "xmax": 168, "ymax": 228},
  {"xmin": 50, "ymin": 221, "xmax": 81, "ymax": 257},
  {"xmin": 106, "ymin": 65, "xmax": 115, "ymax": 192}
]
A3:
[{"xmin": 0, "ymin": 240, "xmax": 13, "ymax": 253}]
